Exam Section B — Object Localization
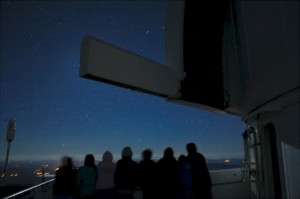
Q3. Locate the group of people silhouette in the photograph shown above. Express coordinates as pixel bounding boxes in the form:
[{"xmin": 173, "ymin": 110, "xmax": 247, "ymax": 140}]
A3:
[{"xmin": 53, "ymin": 142, "xmax": 212, "ymax": 199}]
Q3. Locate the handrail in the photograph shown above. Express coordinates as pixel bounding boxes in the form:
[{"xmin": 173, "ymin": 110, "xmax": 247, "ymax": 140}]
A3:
[
  {"xmin": 210, "ymin": 168, "xmax": 245, "ymax": 186},
  {"xmin": 209, "ymin": 168, "xmax": 242, "ymax": 172},
  {"xmin": 212, "ymin": 179, "xmax": 244, "ymax": 186},
  {"xmin": 2, "ymin": 178, "xmax": 54, "ymax": 199},
  {"xmin": 2, "ymin": 168, "xmax": 245, "ymax": 198}
]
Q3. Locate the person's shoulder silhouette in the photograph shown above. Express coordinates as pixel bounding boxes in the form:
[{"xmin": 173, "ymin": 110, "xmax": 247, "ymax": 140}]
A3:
[
  {"xmin": 114, "ymin": 146, "xmax": 138, "ymax": 198},
  {"xmin": 97, "ymin": 150, "xmax": 116, "ymax": 190},
  {"xmin": 96, "ymin": 150, "xmax": 116, "ymax": 199},
  {"xmin": 77, "ymin": 154, "xmax": 98, "ymax": 198},
  {"xmin": 53, "ymin": 156, "xmax": 77, "ymax": 197},
  {"xmin": 156, "ymin": 147, "xmax": 180, "ymax": 199},
  {"xmin": 186, "ymin": 142, "xmax": 212, "ymax": 199},
  {"xmin": 139, "ymin": 149, "xmax": 156, "ymax": 199}
]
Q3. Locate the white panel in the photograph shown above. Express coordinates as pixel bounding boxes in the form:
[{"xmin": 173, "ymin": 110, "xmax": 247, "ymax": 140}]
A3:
[
  {"xmin": 228, "ymin": 1, "xmax": 300, "ymax": 115},
  {"xmin": 210, "ymin": 169, "xmax": 250, "ymax": 199},
  {"xmin": 80, "ymin": 36, "xmax": 182, "ymax": 98},
  {"xmin": 281, "ymin": 143, "xmax": 300, "ymax": 199}
]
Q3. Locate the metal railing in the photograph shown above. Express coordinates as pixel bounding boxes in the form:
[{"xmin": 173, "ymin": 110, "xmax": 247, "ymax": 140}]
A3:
[
  {"xmin": 210, "ymin": 168, "xmax": 245, "ymax": 186},
  {"xmin": 2, "ymin": 179, "xmax": 54, "ymax": 199},
  {"xmin": 2, "ymin": 168, "xmax": 246, "ymax": 199}
]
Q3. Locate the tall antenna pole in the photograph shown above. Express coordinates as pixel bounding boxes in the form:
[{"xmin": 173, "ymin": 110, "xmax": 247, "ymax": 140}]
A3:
[{"xmin": 1, "ymin": 119, "xmax": 16, "ymax": 186}]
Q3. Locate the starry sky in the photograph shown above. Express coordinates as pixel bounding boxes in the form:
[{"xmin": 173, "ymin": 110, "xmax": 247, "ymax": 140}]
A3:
[{"xmin": 0, "ymin": 1, "xmax": 246, "ymax": 162}]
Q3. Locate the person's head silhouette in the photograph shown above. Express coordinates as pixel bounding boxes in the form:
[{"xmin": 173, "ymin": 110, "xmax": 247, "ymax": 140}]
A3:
[
  {"xmin": 163, "ymin": 147, "xmax": 174, "ymax": 158},
  {"xmin": 186, "ymin": 142, "xmax": 197, "ymax": 154},
  {"xmin": 102, "ymin": 150, "xmax": 113, "ymax": 163},
  {"xmin": 122, "ymin": 146, "xmax": 133, "ymax": 158},
  {"xmin": 142, "ymin": 149, "xmax": 152, "ymax": 160},
  {"xmin": 84, "ymin": 154, "xmax": 95, "ymax": 167}
]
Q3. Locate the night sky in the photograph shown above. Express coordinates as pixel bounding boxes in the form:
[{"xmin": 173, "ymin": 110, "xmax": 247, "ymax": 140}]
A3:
[{"xmin": 0, "ymin": 1, "xmax": 245, "ymax": 162}]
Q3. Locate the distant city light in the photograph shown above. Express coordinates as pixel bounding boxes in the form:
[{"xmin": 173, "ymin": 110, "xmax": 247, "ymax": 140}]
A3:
[
  {"xmin": 33, "ymin": 168, "xmax": 53, "ymax": 176},
  {"xmin": 224, "ymin": 159, "xmax": 231, "ymax": 163},
  {"xmin": 9, "ymin": 173, "xmax": 18, "ymax": 177}
]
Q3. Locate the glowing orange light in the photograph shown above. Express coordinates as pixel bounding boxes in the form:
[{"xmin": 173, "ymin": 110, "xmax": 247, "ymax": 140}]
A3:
[{"xmin": 224, "ymin": 159, "xmax": 231, "ymax": 163}]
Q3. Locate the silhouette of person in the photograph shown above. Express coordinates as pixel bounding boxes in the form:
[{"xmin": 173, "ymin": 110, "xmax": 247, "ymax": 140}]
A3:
[
  {"xmin": 156, "ymin": 147, "xmax": 180, "ymax": 199},
  {"xmin": 138, "ymin": 149, "xmax": 156, "ymax": 199},
  {"xmin": 96, "ymin": 150, "xmax": 116, "ymax": 199},
  {"xmin": 178, "ymin": 154, "xmax": 193, "ymax": 199},
  {"xmin": 114, "ymin": 146, "xmax": 138, "ymax": 199},
  {"xmin": 186, "ymin": 143, "xmax": 212, "ymax": 199},
  {"xmin": 53, "ymin": 156, "xmax": 77, "ymax": 199},
  {"xmin": 76, "ymin": 154, "xmax": 98, "ymax": 199}
]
